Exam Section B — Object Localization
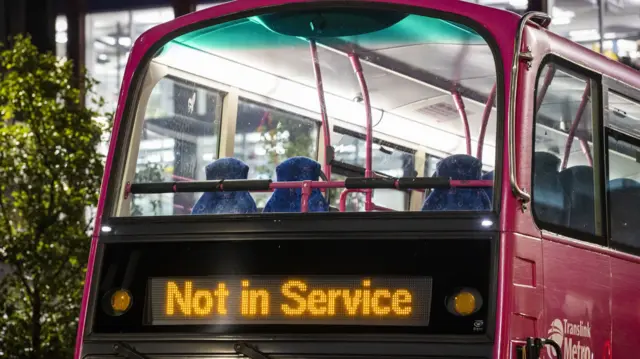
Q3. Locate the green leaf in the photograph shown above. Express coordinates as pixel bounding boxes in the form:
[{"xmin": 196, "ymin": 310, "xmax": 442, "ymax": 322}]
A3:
[{"xmin": 0, "ymin": 35, "xmax": 108, "ymax": 359}]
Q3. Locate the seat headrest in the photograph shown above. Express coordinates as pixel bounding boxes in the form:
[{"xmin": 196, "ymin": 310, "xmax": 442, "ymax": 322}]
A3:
[
  {"xmin": 275, "ymin": 156, "xmax": 321, "ymax": 181},
  {"xmin": 205, "ymin": 157, "xmax": 249, "ymax": 180},
  {"xmin": 560, "ymin": 166, "xmax": 594, "ymax": 194},
  {"xmin": 560, "ymin": 165, "xmax": 593, "ymax": 184},
  {"xmin": 191, "ymin": 158, "xmax": 257, "ymax": 215},
  {"xmin": 609, "ymin": 178, "xmax": 640, "ymax": 191},
  {"xmin": 534, "ymin": 152, "xmax": 561, "ymax": 173},
  {"xmin": 434, "ymin": 154, "xmax": 483, "ymax": 180}
]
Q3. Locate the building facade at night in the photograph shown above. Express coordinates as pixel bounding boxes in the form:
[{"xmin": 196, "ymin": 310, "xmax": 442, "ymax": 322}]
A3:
[
  {"xmin": 2, "ymin": 0, "xmax": 638, "ymax": 115},
  {"xmin": 56, "ymin": 0, "xmax": 640, "ymax": 113},
  {"xmin": 54, "ymin": 1, "xmax": 221, "ymax": 113}
]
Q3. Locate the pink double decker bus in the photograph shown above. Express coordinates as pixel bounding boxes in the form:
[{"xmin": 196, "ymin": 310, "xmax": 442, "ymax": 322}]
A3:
[{"xmin": 75, "ymin": 1, "xmax": 640, "ymax": 359}]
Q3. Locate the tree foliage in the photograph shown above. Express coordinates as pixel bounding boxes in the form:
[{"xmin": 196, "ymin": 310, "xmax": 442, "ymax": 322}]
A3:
[
  {"xmin": 255, "ymin": 111, "xmax": 315, "ymax": 206},
  {"xmin": 130, "ymin": 162, "xmax": 166, "ymax": 216},
  {"xmin": 256, "ymin": 111, "xmax": 315, "ymax": 171},
  {"xmin": 0, "ymin": 35, "xmax": 109, "ymax": 359}
]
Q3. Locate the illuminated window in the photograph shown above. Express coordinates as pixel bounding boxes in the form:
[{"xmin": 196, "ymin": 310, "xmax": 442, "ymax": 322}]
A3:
[
  {"xmin": 130, "ymin": 76, "xmax": 223, "ymax": 216},
  {"xmin": 606, "ymin": 91, "xmax": 640, "ymax": 252},
  {"xmin": 532, "ymin": 62, "xmax": 602, "ymax": 238},
  {"xmin": 234, "ymin": 99, "xmax": 320, "ymax": 208},
  {"xmin": 329, "ymin": 127, "xmax": 419, "ymax": 211},
  {"xmin": 83, "ymin": 8, "xmax": 174, "ymax": 113}
]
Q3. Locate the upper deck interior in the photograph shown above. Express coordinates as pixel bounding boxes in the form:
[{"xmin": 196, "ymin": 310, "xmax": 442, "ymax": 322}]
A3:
[{"xmin": 113, "ymin": 3, "xmax": 640, "ymax": 217}]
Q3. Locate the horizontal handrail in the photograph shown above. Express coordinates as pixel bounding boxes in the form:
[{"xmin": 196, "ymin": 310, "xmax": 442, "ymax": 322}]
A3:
[
  {"xmin": 126, "ymin": 177, "xmax": 493, "ymax": 197},
  {"xmin": 171, "ymin": 162, "xmax": 429, "ymax": 194},
  {"xmin": 338, "ymin": 189, "xmax": 395, "ymax": 212}
]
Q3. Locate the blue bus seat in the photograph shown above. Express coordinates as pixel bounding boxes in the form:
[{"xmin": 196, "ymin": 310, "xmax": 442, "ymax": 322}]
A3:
[
  {"xmin": 532, "ymin": 152, "xmax": 568, "ymax": 227},
  {"xmin": 609, "ymin": 177, "xmax": 640, "ymax": 191},
  {"xmin": 534, "ymin": 151, "xmax": 561, "ymax": 172},
  {"xmin": 559, "ymin": 165, "xmax": 595, "ymax": 233},
  {"xmin": 191, "ymin": 158, "xmax": 258, "ymax": 215},
  {"xmin": 263, "ymin": 156, "xmax": 329, "ymax": 213},
  {"xmin": 422, "ymin": 154, "xmax": 491, "ymax": 211},
  {"xmin": 608, "ymin": 178, "xmax": 640, "ymax": 248},
  {"xmin": 481, "ymin": 171, "xmax": 494, "ymax": 203}
]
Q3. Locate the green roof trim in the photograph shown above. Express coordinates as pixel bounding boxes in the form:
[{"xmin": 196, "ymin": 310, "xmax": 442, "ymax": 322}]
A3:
[{"xmin": 168, "ymin": 12, "xmax": 485, "ymax": 52}]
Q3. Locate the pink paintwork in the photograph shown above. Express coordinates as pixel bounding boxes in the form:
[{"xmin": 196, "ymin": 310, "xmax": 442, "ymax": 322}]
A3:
[
  {"xmin": 348, "ymin": 53, "xmax": 376, "ymax": 212},
  {"xmin": 74, "ymin": 1, "xmax": 640, "ymax": 359},
  {"xmin": 309, "ymin": 40, "xmax": 332, "ymax": 181},
  {"xmin": 560, "ymin": 84, "xmax": 591, "ymax": 170},
  {"xmin": 477, "ymin": 83, "xmax": 497, "ymax": 162},
  {"xmin": 511, "ymin": 18, "xmax": 640, "ymax": 359},
  {"xmin": 452, "ymin": 90, "xmax": 472, "ymax": 156},
  {"xmin": 339, "ymin": 189, "xmax": 365, "ymax": 212},
  {"xmin": 336, "ymin": 188, "xmax": 396, "ymax": 212}
]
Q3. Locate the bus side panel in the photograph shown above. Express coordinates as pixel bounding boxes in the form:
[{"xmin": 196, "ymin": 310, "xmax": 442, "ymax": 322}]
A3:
[
  {"xmin": 611, "ymin": 256, "xmax": 640, "ymax": 358},
  {"xmin": 541, "ymin": 234, "xmax": 611, "ymax": 359},
  {"xmin": 510, "ymin": 233, "xmax": 544, "ymax": 339}
]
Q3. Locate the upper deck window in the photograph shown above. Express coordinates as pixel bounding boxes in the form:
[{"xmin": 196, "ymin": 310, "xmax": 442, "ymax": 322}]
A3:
[
  {"xmin": 607, "ymin": 91, "xmax": 640, "ymax": 138},
  {"xmin": 130, "ymin": 76, "xmax": 223, "ymax": 216},
  {"xmin": 117, "ymin": 6, "xmax": 500, "ymax": 216},
  {"xmin": 234, "ymin": 98, "xmax": 320, "ymax": 207},
  {"xmin": 532, "ymin": 62, "xmax": 602, "ymax": 238},
  {"xmin": 606, "ymin": 91, "xmax": 640, "ymax": 252}
]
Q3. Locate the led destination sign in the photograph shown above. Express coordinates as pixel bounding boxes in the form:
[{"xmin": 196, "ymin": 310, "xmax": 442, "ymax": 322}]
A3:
[{"xmin": 149, "ymin": 276, "xmax": 432, "ymax": 326}]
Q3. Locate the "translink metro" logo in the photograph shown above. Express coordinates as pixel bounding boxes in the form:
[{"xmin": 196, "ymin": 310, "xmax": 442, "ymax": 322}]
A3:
[{"xmin": 547, "ymin": 318, "xmax": 594, "ymax": 359}]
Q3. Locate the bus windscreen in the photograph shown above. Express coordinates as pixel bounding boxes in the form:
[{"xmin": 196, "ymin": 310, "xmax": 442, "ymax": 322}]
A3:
[{"xmin": 116, "ymin": 5, "xmax": 500, "ymax": 217}]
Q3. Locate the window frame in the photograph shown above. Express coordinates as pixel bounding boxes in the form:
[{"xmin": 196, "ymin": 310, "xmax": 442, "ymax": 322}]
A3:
[
  {"xmin": 530, "ymin": 54, "xmax": 606, "ymax": 247},
  {"xmin": 602, "ymin": 76, "xmax": 640, "ymax": 256},
  {"xmin": 235, "ymin": 96, "xmax": 322, "ymax": 164},
  {"xmin": 330, "ymin": 125, "xmax": 454, "ymax": 211},
  {"xmin": 102, "ymin": 1, "xmax": 506, "ymax": 221},
  {"xmin": 332, "ymin": 125, "xmax": 418, "ymax": 177},
  {"xmin": 117, "ymin": 70, "xmax": 227, "ymax": 216},
  {"xmin": 603, "ymin": 127, "xmax": 640, "ymax": 255},
  {"xmin": 331, "ymin": 125, "xmax": 417, "ymax": 211},
  {"xmin": 234, "ymin": 96, "xmax": 322, "ymax": 209}
]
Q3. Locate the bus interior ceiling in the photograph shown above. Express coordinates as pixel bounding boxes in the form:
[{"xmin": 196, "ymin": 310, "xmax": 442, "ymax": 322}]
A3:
[{"xmin": 146, "ymin": 14, "xmax": 499, "ymax": 174}]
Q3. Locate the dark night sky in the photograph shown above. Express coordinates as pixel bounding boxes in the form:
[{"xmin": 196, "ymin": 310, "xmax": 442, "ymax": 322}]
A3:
[{"xmin": 56, "ymin": 0, "xmax": 212, "ymax": 14}]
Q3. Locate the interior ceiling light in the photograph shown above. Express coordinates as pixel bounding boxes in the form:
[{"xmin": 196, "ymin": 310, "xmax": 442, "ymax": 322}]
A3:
[
  {"xmin": 569, "ymin": 29, "xmax": 600, "ymax": 42},
  {"xmin": 55, "ymin": 32, "xmax": 68, "ymax": 44},
  {"xmin": 508, "ymin": 0, "xmax": 528, "ymax": 9},
  {"xmin": 552, "ymin": 6, "xmax": 575, "ymax": 26}
]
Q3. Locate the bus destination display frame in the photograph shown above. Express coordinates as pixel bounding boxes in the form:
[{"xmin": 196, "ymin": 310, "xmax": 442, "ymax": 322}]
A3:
[{"xmin": 149, "ymin": 275, "xmax": 433, "ymax": 326}]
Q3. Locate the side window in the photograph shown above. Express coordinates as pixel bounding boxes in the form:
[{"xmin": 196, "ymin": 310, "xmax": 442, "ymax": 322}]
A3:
[
  {"xmin": 234, "ymin": 98, "xmax": 319, "ymax": 207},
  {"xmin": 131, "ymin": 76, "xmax": 223, "ymax": 216},
  {"xmin": 533, "ymin": 62, "xmax": 601, "ymax": 238},
  {"xmin": 330, "ymin": 127, "xmax": 416, "ymax": 211},
  {"xmin": 328, "ymin": 127, "xmax": 444, "ymax": 211},
  {"xmin": 606, "ymin": 91, "xmax": 640, "ymax": 251}
]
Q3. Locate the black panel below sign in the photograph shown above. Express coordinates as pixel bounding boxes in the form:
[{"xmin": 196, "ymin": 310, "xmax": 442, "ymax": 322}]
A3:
[{"xmin": 92, "ymin": 238, "xmax": 495, "ymax": 335}]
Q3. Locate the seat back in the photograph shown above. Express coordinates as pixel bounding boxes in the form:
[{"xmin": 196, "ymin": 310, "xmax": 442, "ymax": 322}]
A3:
[
  {"xmin": 559, "ymin": 165, "xmax": 595, "ymax": 233},
  {"xmin": 532, "ymin": 152, "xmax": 568, "ymax": 227},
  {"xmin": 608, "ymin": 178, "xmax": 640, "ymax": 248},
  {"xmin": 191, "ymin": 158, "xmax": 258, "ymax": 215},
  {"xmin": 263, "ymin": 156, "xmax": 329, "ymax": 213},
  {"xmin": 422, "ymin": 154, "xmax": 491, "ymax": 211}
]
